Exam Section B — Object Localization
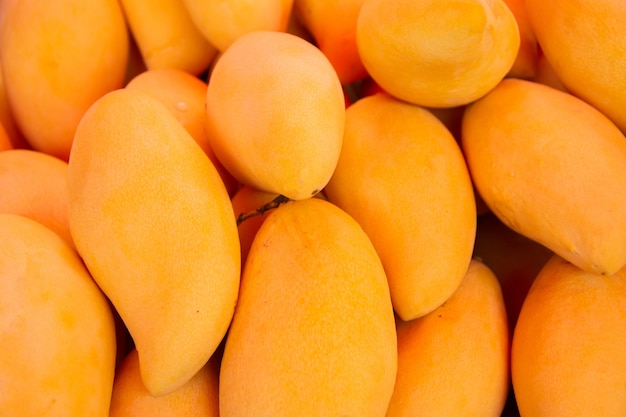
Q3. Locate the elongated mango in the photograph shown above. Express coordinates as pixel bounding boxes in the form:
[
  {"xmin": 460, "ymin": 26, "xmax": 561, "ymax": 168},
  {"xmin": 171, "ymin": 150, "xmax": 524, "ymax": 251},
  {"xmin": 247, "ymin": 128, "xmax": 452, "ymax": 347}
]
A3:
[
  {"xmin": 67, "ymin": 88, "xmax": 240, "ymax": 396},
  {"xmin": 325, "ymin": 93, "xmax": 477, "ymax": 320},
  {"xmin": 0, "ymin": 213, "xmax": 116, "ymax": 417},
  {"xmin": 220, "ymin": 198, "xmax": 397, "ymax": 417},
  {"xmin": 0, "ymin": 0, "xmax": 128, "ymax": 161},
  {"xmin": 462, "ymin": 78, "xmax": 626, "ymax": 275}
]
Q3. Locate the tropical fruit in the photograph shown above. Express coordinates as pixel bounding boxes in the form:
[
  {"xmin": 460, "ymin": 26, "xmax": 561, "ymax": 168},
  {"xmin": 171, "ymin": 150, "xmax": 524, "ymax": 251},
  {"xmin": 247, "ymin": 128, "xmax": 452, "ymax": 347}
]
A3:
[
  {"xmin": 462, "ymin": 78, "xmax": 626, "ymax": 276},
  {"xmin": 220, "ymin": 198, "xmax": 397, "ymax": 417},
  {"xmin": 119, "ymin": 0, "xmax": 217, "ymax": 75},
  {"xmin": 0, "ymin": 213, "xmax": 117, "ymax": 417},
  {"xmin": 125, "ymin": 68, "xmax": 239, "ymax": 195},
  {"xmin": 512, "ymin": 255, "xmax": 626, "ymax": 416},
  {"xmin": 387, "ymin": 259, "xmax": 510, "ymax": 417},
  {"xmin": 0, "ymin": 149, "xmax": 73, "ymax": 247},
  {"xmin": 182, "ymin": 0, "xmax": 294, "ymax": 51},
  {"xmin": 109, "ymin": 349, "xmax": 220, "ymax": 417},
  {"xmin": 502, "ymin": 0, "xmax": 539, "ymax": 79},
  {"xmin": 325, "ymin": 93, "xmax": 476, "ymax": 320},
  {"xmin": 356, "ymin": 0, "xmax": 520, "ymax": 107},
  {"xmin": 67, "ymin": 88, "xmax": 240, "ymax": 396},
  {"xmin": 293, "ymin": 0, "xmax": 367, "ymax": 84},
  {"xmin": 525, "ymin": 0, "xmax": 626, "ymax": 132},
  {"xmin": 0, "ymin": 0, "xmax": 128, "ymax": 161},
  {"xmin": 205, "ymin": 30, "xmax": 345, "ymax": 200}
]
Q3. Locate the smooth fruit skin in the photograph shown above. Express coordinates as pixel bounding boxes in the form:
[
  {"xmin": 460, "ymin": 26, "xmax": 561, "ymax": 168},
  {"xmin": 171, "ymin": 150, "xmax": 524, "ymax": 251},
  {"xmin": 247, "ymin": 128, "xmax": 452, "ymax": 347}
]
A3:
[
  {"xmin": 525, "ymin": 0, "xmax": 626, "ymax": 133},
  {"xmin": 119, "ymin": 0, "xmax": 217, "ymax": 76},
  {"xmin": 461, "ymin": 78, "xmax": 626, "ymax": 276},
  {"xmin": 67, "ymin": 89, "xmax": 240, "ymax": 396},
  {"xmin": 109, "ymin": 349, "xmax": 220, "ymax": 417},
  {"xmin": 125, "ymin": 68, "xmax": 239, "ymax": 196},
  {"xmin": 512, "ymin": 255, "xmax": 626, "ymax": 416},
  {"xmin": 0, "ymin": 149, "xmax": 73, "ymax": 248},
  {"xmin": 0, "ymin": 0, "xmax": 129, "ymax": 161},
  {"xmin": 293, "ymin": 0, "xmax": 368, "ymax": 84},
  {"xmin": 0, "ymin": 213, "xmax": 117, "ymax": 417},
  {"xmin": 220, "ymin": 198, "xmax": 397, "ymax": 417},
  {"xmin": 356, "ymin": 0, "xmax": 520, "ymax": 107},
  {"xmin": 325, "ymin": 93, "xmax": 477, "ymax": 321},
  {"xmin": 386, "ymin": 260, "xmax": 510, "ymax": 417},
  {"xmin": 182, "ymin": 0, "xmax": 294, "ymax": 51},
  {"xmin": 205, "ymin": 30, "xmax": 345, "ymax": 201}
]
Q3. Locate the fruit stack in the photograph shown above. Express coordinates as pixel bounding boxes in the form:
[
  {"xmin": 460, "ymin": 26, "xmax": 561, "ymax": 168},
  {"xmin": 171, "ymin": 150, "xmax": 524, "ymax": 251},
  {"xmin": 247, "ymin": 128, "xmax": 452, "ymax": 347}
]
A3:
[{"xmin": 1, "ymin": 0, "xmax": 625, "ymax": 416}]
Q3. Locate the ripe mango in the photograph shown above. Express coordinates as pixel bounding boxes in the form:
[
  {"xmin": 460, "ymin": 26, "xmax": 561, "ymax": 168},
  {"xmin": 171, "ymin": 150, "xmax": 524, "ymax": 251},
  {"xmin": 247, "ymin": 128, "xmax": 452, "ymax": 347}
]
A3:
[
  {"xmin": 0, "ymin": 213, "xmax": 116, "ymax": 416},
  {"xmin": 220, "ymin": 198, "xmax": 397, "ymax": 416},
  {"xmin": 67, "ymin": 88, "xmax": 240, "ymax": 396}
]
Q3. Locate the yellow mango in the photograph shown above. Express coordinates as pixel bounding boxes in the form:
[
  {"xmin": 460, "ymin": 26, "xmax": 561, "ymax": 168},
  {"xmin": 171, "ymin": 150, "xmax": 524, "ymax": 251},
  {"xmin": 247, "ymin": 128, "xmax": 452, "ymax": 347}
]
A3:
[
  {"xmin": 461, "ymin": 78, "xmax": 626, "ymax": 275},
  {"xmin": 0, "ymin": 149, "xmax": 73, "ymax": 248},
  {"xmin": 0, "ymin": 0, "xmax": 128, "ymax": 161},
  {"xmin": 387, "ymin": 259, "xmax": 510, "ymax": 417},
  {"xmin": 512, "ymin": 255, "xmax": 626, "ymax": 416},
  {"xmin": 356, "ymin": 0, "xmax": 520, "ymax": 107},
  {"xmin": 525, "ymin": 0, "xmax": 626, "ymax": 133},
  {"xmin": 205, "ymin": 30, "xmax": 345, "ymax": 200},
  {"xmin": 0, "ymin": 213, "xmax": 116, "ymax": 416},
  {"xmin": 182, "ymin": 0, "xmax": 294, "ymax": 51},
  {"xmin": 325, "ymin": 93, "xmax": 476, "ymax": 320},
  {"xmin": 119, "ymin": 0, "xmax": 217, "ymax": 76},
  {"xmin": 67, "ymin": 88, "xmax": 240, "ymax": 396},
  {"xmin": 220, "ymin": 198, "xmax": 397, "ymax": 417},
  {"xmin": 109, "ymin": 349, "xmax": 220, "ymax": 417}
]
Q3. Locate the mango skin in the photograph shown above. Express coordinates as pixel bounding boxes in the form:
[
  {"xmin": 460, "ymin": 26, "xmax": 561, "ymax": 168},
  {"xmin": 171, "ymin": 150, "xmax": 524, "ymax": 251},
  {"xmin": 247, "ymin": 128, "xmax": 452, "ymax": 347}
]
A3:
[
  {"xmin": 387, "ymin": 260, "xmax": 510, "ymax": 417},
  {"xmin": 0, "ymin": 0, "xmax": 129, "ymax": 161},
  {"xmin": 220, "ymin": 198, "xmax": 397, "ymax": 417},
  {"xmin": 0, "ymin": 213, "xmax": 117, "ymax": 417},
  {"xmin": 67, "ymin": 88, "xmax": 240, "ymax": 396},
  {"xmin": 325, "ymin": 93, "xmax": 477, "ymax": 321},
  {"xmin": 512, "ymin": 255, "xmax": 626, "ymax": 416},
  {"xmin": 462, "ymin": 78, "xmax": 626, "ymax": 275}
]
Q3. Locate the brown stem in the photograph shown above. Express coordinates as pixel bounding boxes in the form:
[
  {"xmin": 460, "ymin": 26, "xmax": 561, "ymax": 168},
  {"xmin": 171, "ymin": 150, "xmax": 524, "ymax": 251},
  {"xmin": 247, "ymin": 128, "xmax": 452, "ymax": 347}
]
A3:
[{"xmin": 236, "ymin": 194, "xmax": 291, "ymax": 226}]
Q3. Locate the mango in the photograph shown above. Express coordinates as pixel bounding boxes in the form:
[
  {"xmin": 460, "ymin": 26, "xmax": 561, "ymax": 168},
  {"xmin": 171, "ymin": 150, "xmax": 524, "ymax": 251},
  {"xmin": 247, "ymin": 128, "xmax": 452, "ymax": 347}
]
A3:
[{"xmin": 67, "ymin": 88, "xmax": 240, "ymax": 396}]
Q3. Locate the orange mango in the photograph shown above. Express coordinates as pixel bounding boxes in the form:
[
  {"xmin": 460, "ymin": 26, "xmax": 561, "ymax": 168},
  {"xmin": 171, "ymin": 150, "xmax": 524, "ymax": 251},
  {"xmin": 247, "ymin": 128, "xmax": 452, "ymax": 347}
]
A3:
[
  {"xmin": 182, "ymin": 0, "xmax": 294, "ymax": 51},
  {"xmin": 205, "ymin": 30, "xmax": 345, "ymax": 200},
  {"xmin": 109, "ymin": 349, "xmax": 220, "ymax": 417},
  {"xmin": 220, "ymin": 198, "xmax": 397, "ymax": 417},
  {"xmin": 119, "ymin": 0, "xmax": 217, "ymax": 76},
  {"xmin": 67, "ymin": 88, "xmax": 240, "ymax": 396},
  {"xmin": 325, "ymin": 93, "xmax": 476, "ymax": 320},
  {"xmin": 525, "ymin": 0, "xmax": 626, "ymax": 133},
  {"xmin": 0, "ymin": 0, "xmax": 129, "ymax": 161},
  {"xmin": 125, "ymin": 68, "xmax": 239, "ymax": 196},
  {"xmin": 0, "ymin": 149, "xmax": 73, "ymax": 247},
  {"xmin": 512, "ymin": 255, "xmax": 626, "ymax": 416},
  {"xmin": 356, "ymin": 0, "xmax": 520, "ymax": 107},
  {"xmin": 293, "ymin": 0, "xmax": 367, "ymax": 84},
  {"xmin": 502, "ymin": 0, "xmax": 539, "ymax": 79},
  {"xmin": 0, "ymin": 213, "xmax": 117, "ymax": 417},
  {"xmin": 387, "ymin": 259, "xmax": 510, "ymax": 417},
  {"xmin": 462, "ymin": 78, "xmax": 626, "ymax": 275}
]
